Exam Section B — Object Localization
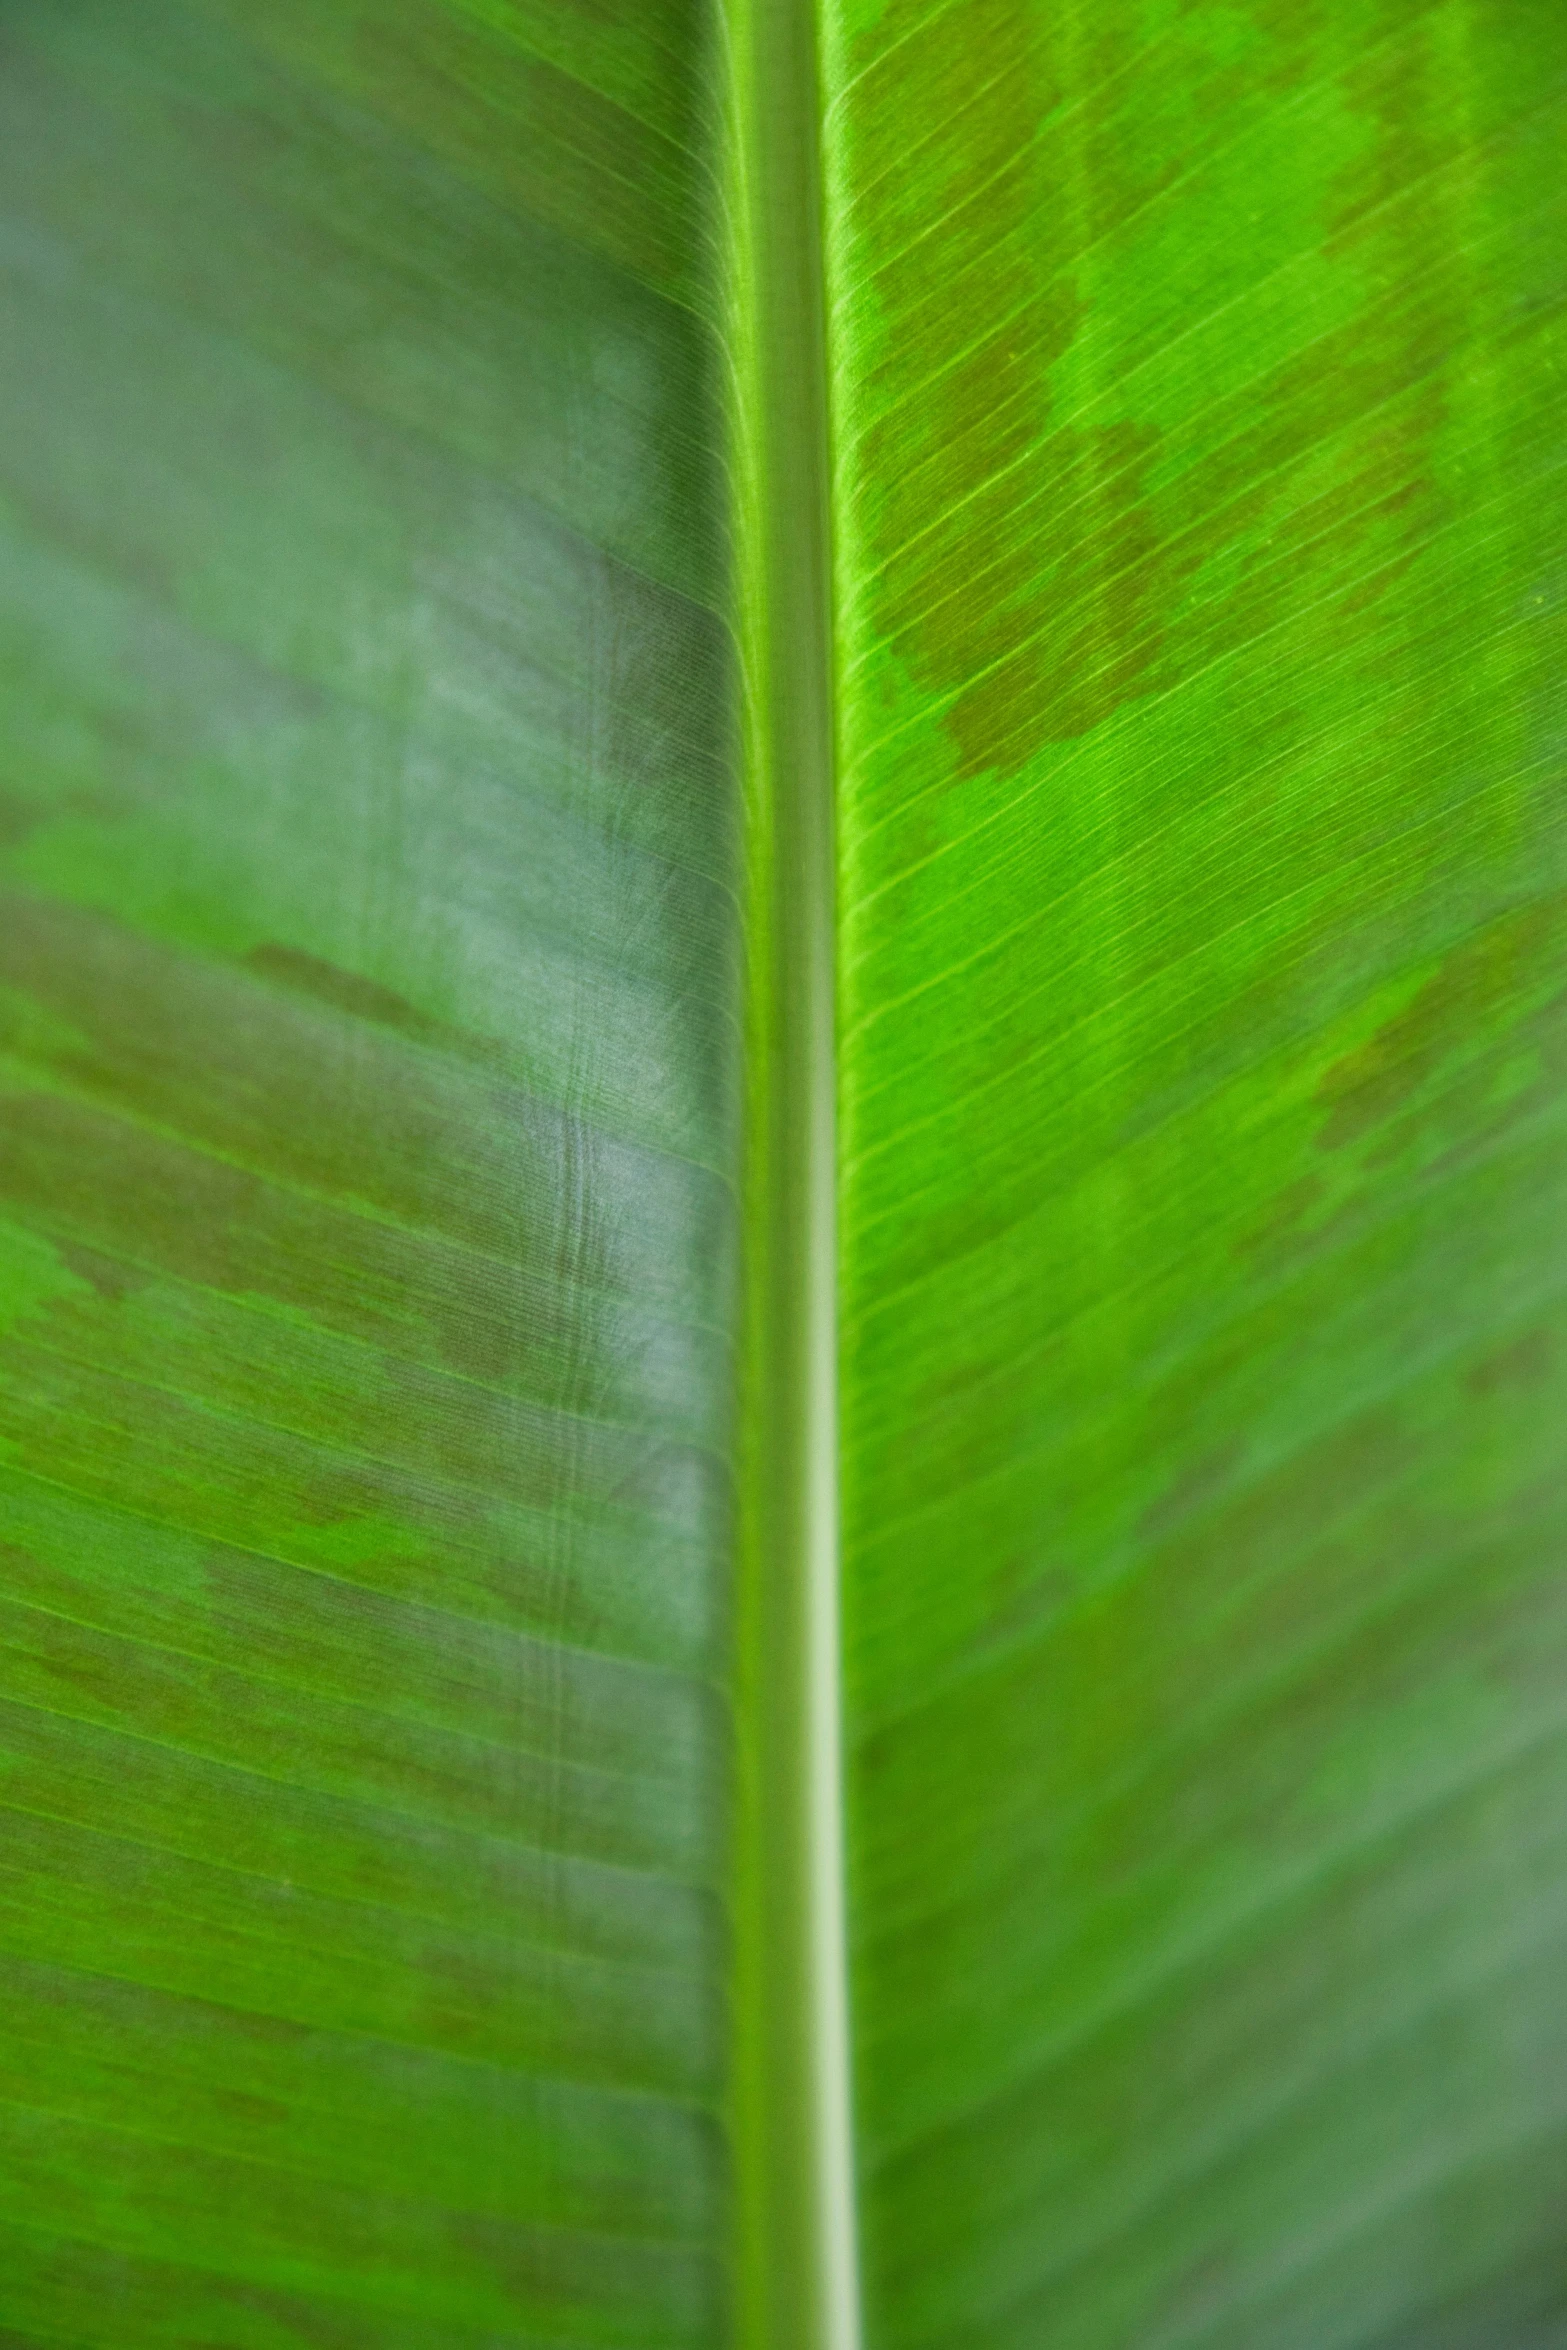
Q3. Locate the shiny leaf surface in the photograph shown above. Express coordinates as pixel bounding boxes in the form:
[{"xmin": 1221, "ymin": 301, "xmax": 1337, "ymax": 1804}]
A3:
[{"xmin": 0, "ymin": 3, "xmax": 735, "ymax": 2342}]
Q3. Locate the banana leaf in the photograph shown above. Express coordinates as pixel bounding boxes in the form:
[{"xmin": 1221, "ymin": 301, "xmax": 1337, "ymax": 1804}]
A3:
[{"xmin": 1, "ymin": 4, "xmax": 1564, "ymax": 2349}]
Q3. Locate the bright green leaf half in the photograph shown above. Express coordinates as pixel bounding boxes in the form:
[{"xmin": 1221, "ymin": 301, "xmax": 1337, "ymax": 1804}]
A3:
[
  {"xmin": 830, "ymin": 7, "xmax": 1567, "ymax": 2345},
  {"xmin": 1, "ymin": 3, "xmax": 1565, "ymax": 2349}
]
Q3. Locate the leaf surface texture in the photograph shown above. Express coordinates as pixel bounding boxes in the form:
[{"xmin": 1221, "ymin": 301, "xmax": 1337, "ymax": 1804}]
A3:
[
  {"xmin": 0, "ymin": 2, "xmax": 736, "ymax": 2342},
  {"xmin": 1, "ymin": 4, "xmax": 1566, "ymax": 2349},
  {"xmin": 826, "ymin": 5, "xmax": 1567, "ymax": 2346}
]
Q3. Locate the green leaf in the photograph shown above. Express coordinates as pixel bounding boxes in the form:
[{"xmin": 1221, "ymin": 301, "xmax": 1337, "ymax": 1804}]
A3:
[
  {"xmin": 0, "ymin": 3, "xmax": 736, "ymax": 2342},
  {"xmin": 1, "ymin": 4, "xmax": 1565, "ymax": 2350},
  {"xmin": 827, "ymin": 7, "xmax": 1567, "ymax": 2347}
]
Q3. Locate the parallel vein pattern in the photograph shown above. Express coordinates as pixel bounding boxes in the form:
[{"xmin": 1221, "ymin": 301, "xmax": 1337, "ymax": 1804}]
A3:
[
  {"xmin": 826, "ymin": 3, "xmax": 1567, "ymax": 2345},
  {"xmin": 0, "ymin": 2, "xmax": 736, "ymax": 2343}
]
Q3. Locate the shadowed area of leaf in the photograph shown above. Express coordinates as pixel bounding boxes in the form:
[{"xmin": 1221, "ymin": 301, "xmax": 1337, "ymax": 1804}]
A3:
[{"xmin": 0, "ymin": 0, "xmax": 737, "ymax": 2341}]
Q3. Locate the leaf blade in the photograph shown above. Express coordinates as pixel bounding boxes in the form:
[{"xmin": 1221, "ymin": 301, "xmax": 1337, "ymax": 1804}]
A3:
[
  {"xmin": 827, "ymin": 3, "xmax": 1567, "ymax": 2343},
  {"xmin": 0, "ymin": 1, "xmax": 737, "ymax": 2341}
]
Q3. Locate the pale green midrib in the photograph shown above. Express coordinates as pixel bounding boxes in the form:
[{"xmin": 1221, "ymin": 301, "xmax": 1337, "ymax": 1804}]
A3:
[{"xmin": 725, "ymin": 0, "xmax": 861, "ymax": 2340}]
